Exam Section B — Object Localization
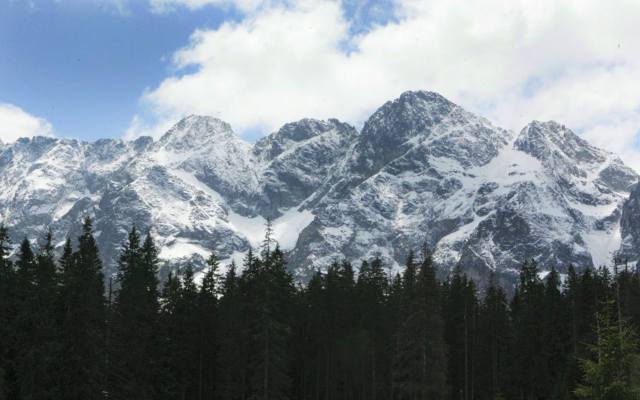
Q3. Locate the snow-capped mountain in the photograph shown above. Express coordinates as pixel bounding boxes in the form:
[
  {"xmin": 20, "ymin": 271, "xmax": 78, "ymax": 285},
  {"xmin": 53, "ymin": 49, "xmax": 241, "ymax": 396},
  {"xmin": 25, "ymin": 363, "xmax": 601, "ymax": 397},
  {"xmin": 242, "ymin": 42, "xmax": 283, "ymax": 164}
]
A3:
[{"xmin": 0, "ymin": 91, "xmax": 637, "ymax": 283}]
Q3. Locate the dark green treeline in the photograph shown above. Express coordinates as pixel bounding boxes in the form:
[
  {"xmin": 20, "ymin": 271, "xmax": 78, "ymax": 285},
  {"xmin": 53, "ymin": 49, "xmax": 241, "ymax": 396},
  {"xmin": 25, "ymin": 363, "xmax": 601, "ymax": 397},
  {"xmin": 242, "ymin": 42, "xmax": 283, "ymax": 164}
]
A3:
[{"xmin": 1, "ymin": 218, "xmax": 640, "ymax": 400}]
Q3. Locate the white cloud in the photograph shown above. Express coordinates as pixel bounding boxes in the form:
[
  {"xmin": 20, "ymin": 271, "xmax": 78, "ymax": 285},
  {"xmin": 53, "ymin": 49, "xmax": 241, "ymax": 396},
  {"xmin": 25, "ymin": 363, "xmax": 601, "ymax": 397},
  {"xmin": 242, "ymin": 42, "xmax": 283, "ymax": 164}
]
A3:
[
  {"xmin": 105, "ymin": 0, "xmax": 132, "ymax": 16},
  {"xmin": 149, "ymin": 0, "xmax": 268, "ymax": 13},
  {"xmin": 0, "ymin": 103, "xmax": 54, "ymax": 142},
  {"xmin": 124, "ymin": 114, "xmax": 179, "ymax": 140},
  {"xmin": 133, "ymin": 0, "xmax": 640, "ymax": 169}
]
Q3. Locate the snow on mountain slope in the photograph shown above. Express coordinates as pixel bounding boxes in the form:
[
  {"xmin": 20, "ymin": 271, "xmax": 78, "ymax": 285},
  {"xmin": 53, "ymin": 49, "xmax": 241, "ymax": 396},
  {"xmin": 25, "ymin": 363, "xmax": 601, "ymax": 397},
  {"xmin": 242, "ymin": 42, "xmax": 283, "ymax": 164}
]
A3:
[
  {"xmin": 254, "ymin": 118, "xmax": 358, "ymax": 217},
  {"xmin": 0, "ymin": 114, "xmax": 354, "ymax": 277},
  {"xmin": 289, "ymin": 91, "xmax": 517, "ymax": 279},
  {"xmin": 287, "ymin": 92, "xmax": 638, "ymax": 282},
  {"xmin": 0, "ymin": 91, "xmax": 637, "ymax": 284}
]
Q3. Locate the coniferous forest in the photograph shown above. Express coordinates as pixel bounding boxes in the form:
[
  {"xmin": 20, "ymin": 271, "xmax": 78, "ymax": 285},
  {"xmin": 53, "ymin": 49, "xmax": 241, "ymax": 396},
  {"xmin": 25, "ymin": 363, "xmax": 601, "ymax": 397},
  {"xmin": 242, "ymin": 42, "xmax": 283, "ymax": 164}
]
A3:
[{"xmin": 1, "ymin": 217, "xmax": 640, "ymax": 400}]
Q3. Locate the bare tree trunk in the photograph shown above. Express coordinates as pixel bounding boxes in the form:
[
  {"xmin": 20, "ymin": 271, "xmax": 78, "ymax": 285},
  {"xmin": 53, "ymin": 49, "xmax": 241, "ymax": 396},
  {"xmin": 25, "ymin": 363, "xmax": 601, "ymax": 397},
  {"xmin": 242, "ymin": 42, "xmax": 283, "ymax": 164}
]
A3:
[
  {"xmin": 464, "ymin": 303, "xmax": 468, "ymax": 400},
  {"xmin": 371, "ymin": 347, "xmax": 376, "ymax": 400},
  {"xmin": 104, "ymin": 277, "xmax": 113, "ymax": 391},
  {"xmin": 264, "ymin": 317, "xmax": 270, "ymax": 400},
  {"xmin": 198, "ymin": 351, "xmax": 203, "ymax": 400},
  {"xmin": 471, "ymin": 309, "xmax": 476, "ymax": 400}
]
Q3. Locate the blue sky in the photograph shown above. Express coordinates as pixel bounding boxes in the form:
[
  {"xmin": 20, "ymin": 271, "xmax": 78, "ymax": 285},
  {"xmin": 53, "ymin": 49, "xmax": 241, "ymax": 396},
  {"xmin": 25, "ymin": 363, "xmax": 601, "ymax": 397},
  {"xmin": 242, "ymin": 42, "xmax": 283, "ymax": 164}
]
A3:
[
  {"xmin": 0, "ymin": 0, "xmax": 639, "ymax": 170},
  {"xmin": 0, "ymin": 0, "xmax": 240, "ymax": 140},
  {"xmin": 0, "ymin": 0, "xmax": 395, "ymax": 141}
]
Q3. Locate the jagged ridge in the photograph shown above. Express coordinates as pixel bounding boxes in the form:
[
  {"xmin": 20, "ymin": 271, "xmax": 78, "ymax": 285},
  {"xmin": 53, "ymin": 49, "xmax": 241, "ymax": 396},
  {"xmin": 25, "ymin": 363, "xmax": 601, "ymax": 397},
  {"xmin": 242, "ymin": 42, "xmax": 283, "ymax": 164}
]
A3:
[{"xmin": 0, "ymin": 91, "xmax": 637, "ymax": 283}]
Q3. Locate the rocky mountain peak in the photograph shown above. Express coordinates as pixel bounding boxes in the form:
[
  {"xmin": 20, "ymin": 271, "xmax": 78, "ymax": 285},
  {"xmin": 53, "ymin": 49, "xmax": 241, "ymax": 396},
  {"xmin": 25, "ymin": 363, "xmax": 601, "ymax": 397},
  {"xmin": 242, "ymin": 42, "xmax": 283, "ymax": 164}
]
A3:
[
  {"xmin": 397, "ymin": 90, "xmax": 455, "ymax": 108},
  {"xmin": 339, "ymin": 91, "xmax": 510, "ymax": 188},
  {"xmin": 515, "ymin": 120, "xmax": 606, "ymax": 166},
  {"xmin": 277, "ymin": 118, "xmax": 340, "ymax": 141},
  {"xmin": 158, "ymin": 115, "xmax": 236, "ymax": 151},
  {"xmin": 1, "ymin": 90, "xmax": 639, "ymax": 285},
  {"xmin": 362, "ymin": 90, "xmax": 456, "ymax": 141},
  {"xmin": 254, "ymin": 118, "xmax": 356, "ymax": 161}
]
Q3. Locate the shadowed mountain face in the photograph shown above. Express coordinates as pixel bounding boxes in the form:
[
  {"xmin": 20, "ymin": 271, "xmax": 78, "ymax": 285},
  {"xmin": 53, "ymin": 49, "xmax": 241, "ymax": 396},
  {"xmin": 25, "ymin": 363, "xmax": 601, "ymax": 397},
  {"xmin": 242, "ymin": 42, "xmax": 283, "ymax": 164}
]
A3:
[{"xmin": 0, "ymin": 91, "xmax": 637, "ymax": 283}]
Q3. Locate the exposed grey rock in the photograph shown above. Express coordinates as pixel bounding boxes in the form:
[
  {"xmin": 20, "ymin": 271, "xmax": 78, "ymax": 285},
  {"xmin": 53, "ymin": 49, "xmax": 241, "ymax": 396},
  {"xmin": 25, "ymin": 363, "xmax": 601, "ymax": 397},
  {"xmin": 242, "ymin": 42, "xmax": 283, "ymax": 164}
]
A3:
[
  {"xmin": 0, "ymin": 91, "xmax": 637, "ymax": 285},
  {"xmin": 254, "ymin": 118, "xmax": 357, "ymax": 217},
  {"xmin": 620, "ymin": 184, "xmax": 640, "ymax": 263}
]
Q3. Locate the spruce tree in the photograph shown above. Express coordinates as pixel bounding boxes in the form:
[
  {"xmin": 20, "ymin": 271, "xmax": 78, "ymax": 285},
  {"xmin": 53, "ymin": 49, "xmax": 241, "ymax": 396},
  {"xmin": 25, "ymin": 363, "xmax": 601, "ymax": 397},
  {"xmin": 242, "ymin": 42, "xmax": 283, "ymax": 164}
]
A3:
[
  {"xmin": 579, "ymin": 269, "xmax": 600, "ymax": 346},
  {"xmin": 0, "ymin": 226, "xmax": 12, "ymax": 400},
  {"xmin": 13, "ymin": 238, "xmax": 38, "ymax": 400},
  {"xmin": 38, "ymin": 231, "xmax": 62, "ymax": 398},
  {"xmin": 575, "ymin": 300, "xmax": 640, "ymax": 399},
  {"xmin": 510, "ymin": 259, "xmax": 547, "ymax": 399},
  {"xmin": 216, "ymin": 261, "xmax": 249, "ymax": 400},
  {"xmin": 324, "ymin": 260, "xmax": 358, "ymax": 399},
  {"xmin": 443, "ymin": 266, "xmax": 478, "ymax": 400},
  {"xmin": 5, "ymin": 215, "xmax": 640, "ymax": 399},
  {"xmin": 475, "ymin": 274, "xmax": 511, "ymax": 400},
  {"xmin": 13, "ymin": 232, "xmax": 60, "ymax": 400},
  {"xmin": 244, "ymin": 244, "xmax": 294, "ymax": 400},
  {"xmin": 175, "ymin": 265, "xmax": 201, "ymax": 399},
  {"xmin": 417, "ymin": 248, "xmax": 448, "ymax": 399},
  {"xmin": 542, "ymin": 267, "xmax": 571, "ymax": 398},
  {"xmin": 197, "ymin": 252, "xmax": 221, "ymax": 399},
  {"xmin": 109, "ymin": 228, "xmax": 162, "ymax": 400},
  {"xmin": 239, "ymin": 227, "xmax": 296, "ymax": 400},
  {"xmin": 393, "ymin": 248, "xmax": 447, "ymax": 400},
  {"xmin": 565, "ymin": 264, "xmax": 585, "ymax": 394},
  {"xmin": 392, "ymin": 252, "xmax": 418, "ymax": 400},
  {"xmin": 354, "ymin": 257, "xmax": 390, "ymax": 400},
  {"xmin": 59, "ymin": 217, "xmax": 106, "ymax": 400},
  {"xmin": 159, "ymin": 270, "xmax": 182, "ymax": 399},
  {"xmin": 290, "ymin": 269, "xmax": 323, "ymax": 400}
]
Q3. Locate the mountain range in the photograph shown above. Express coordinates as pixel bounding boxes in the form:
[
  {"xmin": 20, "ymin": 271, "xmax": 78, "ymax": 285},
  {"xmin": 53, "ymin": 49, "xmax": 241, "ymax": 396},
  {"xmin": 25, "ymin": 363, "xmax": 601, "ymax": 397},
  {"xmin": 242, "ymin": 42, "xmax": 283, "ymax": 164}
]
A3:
[{"xmin": 1, "ymin": 90, "xmax": 638, "ymax": 284}]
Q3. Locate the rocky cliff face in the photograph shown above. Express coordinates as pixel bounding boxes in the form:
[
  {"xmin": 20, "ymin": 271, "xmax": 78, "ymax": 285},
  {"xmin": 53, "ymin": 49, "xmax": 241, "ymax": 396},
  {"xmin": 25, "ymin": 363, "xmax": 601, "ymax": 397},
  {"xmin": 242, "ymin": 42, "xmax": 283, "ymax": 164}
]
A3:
[{"xmin": 0, "ymin": 91, "xmax": 637, "ymax": 283}]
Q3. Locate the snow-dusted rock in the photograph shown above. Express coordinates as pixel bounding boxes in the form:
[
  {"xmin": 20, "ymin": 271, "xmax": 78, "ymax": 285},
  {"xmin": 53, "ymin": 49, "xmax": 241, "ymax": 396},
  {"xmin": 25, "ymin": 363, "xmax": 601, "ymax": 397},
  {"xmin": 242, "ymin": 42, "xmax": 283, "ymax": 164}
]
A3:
[{"xmin": 0, "ymin": 91, "xmax": 637, "ymax": 284}]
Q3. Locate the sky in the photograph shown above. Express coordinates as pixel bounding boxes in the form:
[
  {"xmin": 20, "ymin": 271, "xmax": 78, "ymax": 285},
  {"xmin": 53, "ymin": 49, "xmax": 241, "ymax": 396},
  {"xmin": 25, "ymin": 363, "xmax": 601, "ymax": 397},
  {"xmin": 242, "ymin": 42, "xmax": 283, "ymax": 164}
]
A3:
[{"xmin": 1, "ymin": 0, "xmax": 640, "ymax": 168}]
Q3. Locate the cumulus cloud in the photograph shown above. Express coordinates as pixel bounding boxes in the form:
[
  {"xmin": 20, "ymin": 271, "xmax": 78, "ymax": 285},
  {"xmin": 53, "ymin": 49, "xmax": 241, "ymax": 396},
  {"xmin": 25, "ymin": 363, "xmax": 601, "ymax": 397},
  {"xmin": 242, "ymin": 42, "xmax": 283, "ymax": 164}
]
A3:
[
  {"xmin": 133, "ymin": 0, "xmax": 640, "ymax": 169},
  {"xmin": 124, "ymin": 114, "xmax": 180, "ymax": 140},
  {"xmin": 0, "ymin": 103, "xmax": 54, "ymax": 142}
]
